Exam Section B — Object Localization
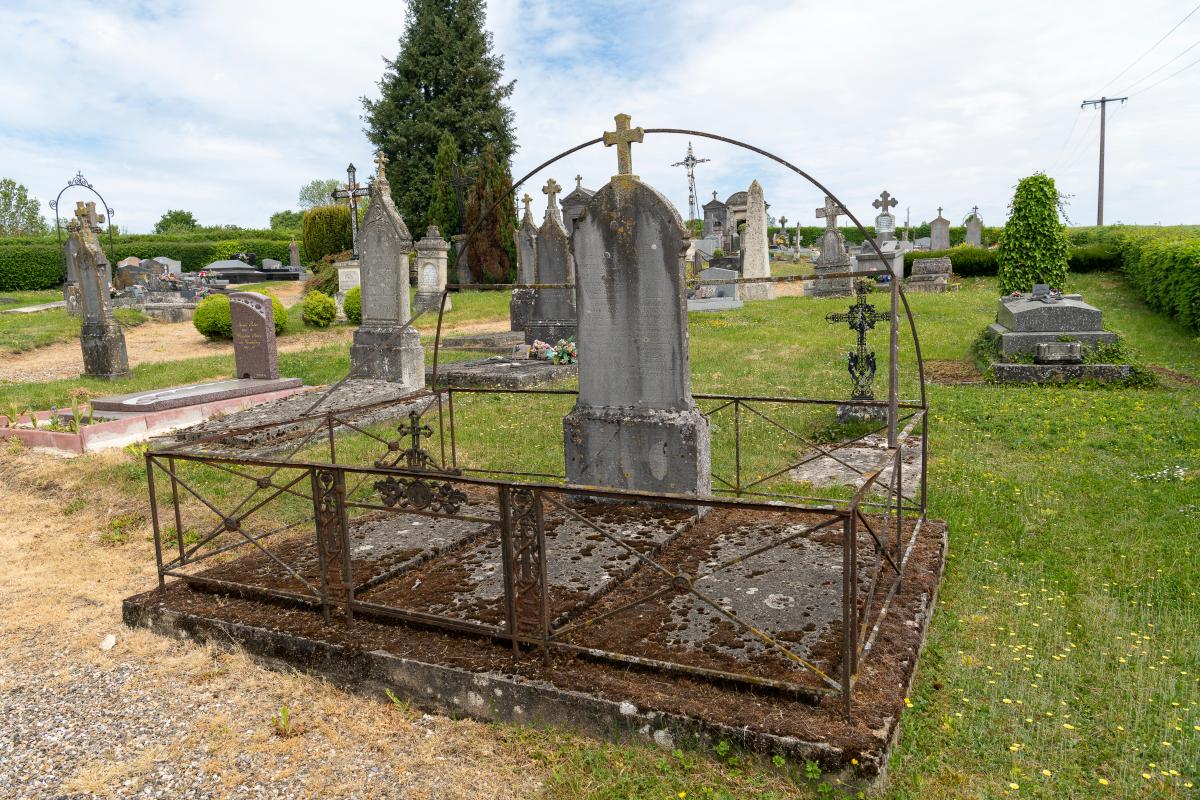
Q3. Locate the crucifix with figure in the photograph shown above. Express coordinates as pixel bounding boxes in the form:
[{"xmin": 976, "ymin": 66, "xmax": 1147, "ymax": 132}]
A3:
[
  {"xmin": 826, "ymin": 280, "xmax": 888, "ymax": 401},
  {"xmin": 603, "ymin": 113, "xmax": 644, "ymax": 178},
  {"xmin": 331, "ymin": 161, "xmax": 372, "ymax": 259}
]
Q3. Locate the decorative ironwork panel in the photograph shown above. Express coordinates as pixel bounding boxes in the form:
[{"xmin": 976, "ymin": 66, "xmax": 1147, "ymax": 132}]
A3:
[
  {"xmin": 826, "ymin": 279, "xmax": 887, "ymax": 400},
  {"xmin": 313, "ymin": 468, "xmax": 346, "ymax": 588},
  {"xmin": 503, "ymin": 488, "xmax": 546, "ymax": 638},
  {"xmin": 373, "ymin": 475, "xmax": 467, "ymax": 514}
]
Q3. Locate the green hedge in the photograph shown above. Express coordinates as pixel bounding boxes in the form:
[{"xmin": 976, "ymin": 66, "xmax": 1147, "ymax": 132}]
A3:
[
  {"xmin": 301, "ymin": 205, "xmax": 352, "ymax": 263},
  {"xmin": 302, "ymin": 291, "xmax": 337, "ymax": 328},
  {"xmin": 1115, "ymin": 228, "xmax": 1200, "ymax": 333},
  {"xmin": 344, "ymin": 285, "xmax": 362, "ymax": 324},
  {"xmin": 0, "ymin": 245, "xmax": 65, "ymax": 290},
  {"xmin": 903, "ymin": 246, "xmax": 997, "ymax": 277},
  {"xmin": 783, "ymin": 225, "xmax": 1004, "ymax": 247}
]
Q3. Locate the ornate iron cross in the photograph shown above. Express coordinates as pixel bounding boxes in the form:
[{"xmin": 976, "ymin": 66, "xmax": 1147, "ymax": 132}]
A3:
[
  {"xmin": 602, "ymin": 113, "xmax": 644, "ymax": 177},
  {"xmin": 826, "ymin": 280, "xmax": 887, "ymax": 401},
  {"xmin": 331, "ymin": 162, "xmax": 371, "ymax": 259},
  {"xmin": 396, "ymin": 409, "xmax": 436, "ymax": 471}
]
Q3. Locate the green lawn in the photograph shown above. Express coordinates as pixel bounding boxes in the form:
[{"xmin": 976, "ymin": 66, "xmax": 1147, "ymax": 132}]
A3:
[
  {"xmin": 0, "ymin": 306, "xmax": 146, "ymax": 354},
  {"xmin": 15, "ymin": 272, "xmax": 1200, "ymax": 798},
  {"xmin": 0, "ymin": 289, "xmax": 63, "ymax": 308}
]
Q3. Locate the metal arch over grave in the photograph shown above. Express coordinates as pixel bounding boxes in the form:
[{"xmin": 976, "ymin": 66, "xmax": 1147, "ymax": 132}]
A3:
[{"xmin": 127, "ymin": 115, "xmax": 942, "ymax": 783}]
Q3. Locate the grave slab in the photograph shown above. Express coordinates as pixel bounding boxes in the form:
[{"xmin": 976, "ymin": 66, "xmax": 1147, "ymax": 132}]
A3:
[
  {"xmin": 426, "ymin": 356, "xmax": 578, "ymax": 389},
  {"xmin": 92, "ymin": 378, "xmax": 303, "ymax": 413}
]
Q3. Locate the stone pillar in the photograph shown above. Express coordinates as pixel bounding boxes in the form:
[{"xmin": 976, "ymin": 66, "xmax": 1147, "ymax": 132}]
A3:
[
  {"xmin": 510, "ymin": 196, "xmax": 537, "ymax": 332},
  {"xmin": 349, "ymin": 169, "xmax": 424, "ymax": 390},
  {"xmin": 69, "ymin": 202, "xmax": 129, "ymax": 379},
  {"xmin": 563, "ymin": 176, "xmax": 710, "ymax": 497},
  {"xmin": 739, "ymin": 180, "xmax": 773, "ymax": 300},
  {"xmin": 230, "ymin": 292, "xmax": 280, "ymax": 380},
  {"xmin": 414, "ymin": 226, "xmax": 451, "ymax": 314}
]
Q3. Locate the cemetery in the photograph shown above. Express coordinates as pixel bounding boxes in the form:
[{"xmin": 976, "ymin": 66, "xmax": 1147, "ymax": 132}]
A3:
[{"xmin": 1, "ymin": 4, "xmax": 1198, "ymax": 799}]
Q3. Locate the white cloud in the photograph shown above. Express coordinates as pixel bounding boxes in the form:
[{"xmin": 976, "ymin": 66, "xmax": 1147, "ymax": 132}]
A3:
[{"xmin": 1, "ymin": 0, "xmax": 1195, "ymax": 231}]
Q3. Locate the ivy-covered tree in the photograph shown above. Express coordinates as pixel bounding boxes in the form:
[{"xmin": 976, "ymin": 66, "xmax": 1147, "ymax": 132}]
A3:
[
  {"xmin": 996, "ymin": 173, "xmax": 1070, "ymax": 294},
  {"xmin": 0, "ymin": 178, "xmax": 48, "ymax": 236},
  {"xmin": 154, "ymin": 209, "xmax": 199, "ymax": 234},
  {"xmin": 464, "ymin": 143, "xmax": 517, "ymax": 282},
  {"xmin": 362, "ymin": 0, "xmax": 516, "ymax": 236}
]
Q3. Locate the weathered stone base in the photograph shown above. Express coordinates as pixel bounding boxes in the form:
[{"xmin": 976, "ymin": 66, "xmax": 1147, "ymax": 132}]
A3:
[
  {"xmin": 427, "ymin": 356, "xmax": 578, "ymax": 389},
  {"xmin": 987, "ymin": 324, "xmax": 1118, "ymax": 357},
  {"xmin": 142, "ymin": 303, "xmax": 196, "ymax": 322},
  {"xmin": 350, "ymin": 325, "xmax": 425, "ymax": 390},
  {"xmin": 808, "ymin": 276, "xmax": 853, "ymax": 298},
  {"xmin": 991, "ymin": 363, "xmax": 1134, "ymax": 384},
  {"xmin": 510, "ymin": 288, "xmax": 534, "ymax": 332},
  {"xmin": 525, "ymin": 319, "xmax": 577, "ymax": 346},
  {"xmin": 739, "ymin": 282, "xmax": 776, "ymax": 301},
  {"xmin": 836, "ymin": 403, "xmax": 888, "ymax": 424},
  {"xmin": 903, "ymin": 276, "xmax": 949, "ymax": 293},
  {"xmin": 80, "ymin": 321, "xmax": 131, "ymax": 380},
  {"xmin": 687, "ymin": 297, "xmax": 744, "ymax": 312},
  {"xmin": 563, "ymin": 405, "xmax": 711, "ymax": 497},
  {"xmin": 414, "ymin": 291, "xmax": 448, "ymax": 315}
]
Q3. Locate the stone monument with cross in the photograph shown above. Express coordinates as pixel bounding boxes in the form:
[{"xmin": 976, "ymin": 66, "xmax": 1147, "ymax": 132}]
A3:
[
  {"xmin": 510, "ymin": 192, "xmax": 538, "ymax": 332},
  {"xmin": 331, "ymin": 161, "xmax": 372, "ymax": 260},
  {"xmin": 964, "ymin": 206, "xmax": 983, "ymax": 247},
  {"xmin": 826, "ymin": 279, "xmax": 887, "ymax": 422},
  {"xmin": 563, "ymin": 113, "xmax": 711, "ymax": 497},
  {"xmin": 348, "ymin": 153, "xmax": 424, "ymax": 390},
  {"xmin": 560, "ymin": 174, "xmax": 595, "ymax": 238},
  {"xmin": 872, "ymin": 190, "xmax": 898, "ymax": 245},
  {"xmin": 930, "ymin": 206, "xmax": 951, "ymax": 251},
  {"xmin": 810, "ymin": 196, "xmax": 854, "ymax": 298},
  {"xmin": 68, "ymin": 201, "xmax": 130, "ymax": 379},
  {"xmin": 525, "ymin": 178, "xmax": 576, "ymax": 345}
]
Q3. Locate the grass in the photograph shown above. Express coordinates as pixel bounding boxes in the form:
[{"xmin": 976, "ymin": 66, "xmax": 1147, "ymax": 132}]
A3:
[
  {"xmin": 9, "ymin": 271, "xmax": 1200, "ymax": 798},
  {"xmin": 0, "ymin": 289, "xmax": 63, "ymax": 308},
  {"xmin": 0, "ymin": 306, "xmax": 146, "ymax": 353}
]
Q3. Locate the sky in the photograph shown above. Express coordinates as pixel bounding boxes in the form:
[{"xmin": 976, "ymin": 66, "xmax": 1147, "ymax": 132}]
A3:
[{"xmin": 1, "ymin": 0, "xmax": 1197, "ymax": 234}]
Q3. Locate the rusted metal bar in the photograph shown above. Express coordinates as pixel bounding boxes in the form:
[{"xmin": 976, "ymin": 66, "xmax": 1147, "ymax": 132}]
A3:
[
  {"xmin": 448, "ymin": 390, "xmax": 458, "ymax": 471},
  {"xmin": 167, "ymin": 571, "xmax": 322, "ymax": 607},
  {"xmin": 498, "ymin": 486, "xmax": 518, "ymax": 653},
  {"xmin": 699, "ymin": 515, "xmax": 844, "ymax": 579},
  {"xmin": 146, "ymin": 453, "xmax": 165, "ymax": 589},
  {"xmin": 854, "ymin": 510, "xmax": 900, "ymax": 575},
  {"xmin": 550, "ymin": 586, "xmax": 674, "ymax": 640},
  {"xmin": 165, "ymin": 517, "xmax": 312, "ymax": 571},
  {"xmin": 167, "ymin": 455, "xmax": 185, "ymax": 566},
  {"xmin": 535, "ymin": 490, "xmax": 551, "ymax": 665},
  {"xmin": 841, "ymin": 514, "xmax": 854, "ymax": 720},
  {"xmin": 734, "ymin": 398, "xmax": 742, "ymax": 495},
  {"xmin": 311, "ymin": 468, "xmax": 332, "ymax": 625}
]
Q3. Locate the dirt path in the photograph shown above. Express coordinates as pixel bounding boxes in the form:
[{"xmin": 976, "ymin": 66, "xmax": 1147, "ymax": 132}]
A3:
[
  {"xmin": 0, "ymin": 316, "xmax": 511, "ymax": 384},
  {"xmin": 0, "ymin": 451, "xmax": 542, "ymax": 799}
]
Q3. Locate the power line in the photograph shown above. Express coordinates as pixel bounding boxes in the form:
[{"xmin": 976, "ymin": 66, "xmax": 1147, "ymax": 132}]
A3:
[
  {"xmin": 1131, "ymin": 52, "xmax": 1200, "ymax": 96},
  {"xmin": 1053, "ymin": 107, "xmax": 1085, "ymax": 163},
  {"xmin": 1121, "ymin": 36, "xmax": 1200, "ymax": 93},
  {"xmin": 1095, "ymin": 1, "xmax": 1200, "ymax": 94},
  {"xmin": 1080, "ymin": 96, "xmax": 1128, "ymax": 225}
]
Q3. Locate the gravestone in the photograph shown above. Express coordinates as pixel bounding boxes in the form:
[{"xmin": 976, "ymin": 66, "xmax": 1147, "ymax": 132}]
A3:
[
  {"xmin": 525, "ymin": 179, "xmax": 577, "ymax": 345},
  {"xmin": 810, "ymin": 196, "xmax": 853, "ymax": 297},
  {"xmin": 153, "ymin": 256, "xmax": 182, "ymax": 275},
  {"xmin": 510, "ymin": 193, "xmax": 537, "ymax": 332},
  {"xmin": 987, "ymin": 289, "xmax": 1128, "ymax": 383},
  {"xmin": 229, "ymin": 292, "xmax": 279, "ymax": 380},
  {"xmin": 930, "ymin": 207, "xmax": 951, "ymax": 251},
  {"xmin": 262, "ymin": 258, "xmax": 283, "ymax": 270},
  {"xmin": 288, "ymin": 237, "xmax": 301, "ymax": 267},
  {"xmin": 336, "ymin": 264, "xmax": 360, "ymax": 318},
  {"xmin": 117, "ymin": 256, "xmax": 141, "ymax": 271},
  {"xmin": 740, "ymin": 180, "xmax": 774, "ymax": 300},
  {"xmin": 349, "ymin": 152, "xmax": 424, "ymax": 391},
  {"xmin": 563, "ymin": 113, "xmax": 710, "ymax": 497},
  {"xmin": 414, "ymin": 226, "xmax": 451, "ymax": 314},
  {"xmin": 964, "ymin": 206, "xmax": 983, "ymax": 247},
  {"xmin": 688, "ymin": 266, "xmax": 743, "ymax": 312},
  {"xmin": 560, "ymin": 175, "xmax": 595, "ymax": 238},
  {"xmin": 872, "ymin": 190, "xmax": 898, "ymax": 244},
  {"xmin": 69, "ymin": 202, "xmax": 130, "ymax": 379},
  {"xmin": 905, "ymin": 256, "xmax": 953, "ymax": 293}
]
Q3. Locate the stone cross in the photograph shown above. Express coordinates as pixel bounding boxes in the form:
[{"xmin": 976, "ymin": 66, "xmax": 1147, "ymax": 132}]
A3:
[
  {"xmin": 331, "ymin": 161, "xmax": 372, "ymax": 259},
  {"xmin": 74, "ymin": 200, "xmax": 104, "ymax": 232},
  {"xmin": 825, "ymin": 280, "xmax": 887, "ymax": 401},
  {"xmin": 816, "ymin": 196, "xmax": 844, "ymax": 232},
  {"xmin": 937, "ymin": 206, "xmax": 943, "ymax": 217},
  {"xmin": 575, "ymin": 174, "xmax": 583, "ymax": 190},
  {"xmin": 873, "ymin": 190, "xmax": 897, "ymax": 214},
  {"xmin": 542, "ymin": 178, "xmax": 562, "ymax": 214},
  {"xmin": 375, "ymin": 150, "xmax": 389, "ymax": 175},
  {"xmin": 602, "ymin": 113, "xmax": 644, "ymax": 177},
  {"xmin": 521, "ymin": 193, "xmax": 533, "ymax": 218}
]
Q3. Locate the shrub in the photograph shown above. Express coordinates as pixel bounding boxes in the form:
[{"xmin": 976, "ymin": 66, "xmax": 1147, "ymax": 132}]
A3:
[
  {"xmin": 1068, "ymin": 243, "xmax": 1121, "ymax": 273},
  {"xmin": 192, "ymin": 294, "xmax": 232, "ymax": 339},
  {"xmin": 996, "ymin": 173, "xmax": 1070, "ymax": 294},
  {"xmin": 302, "ymin": 290, "xmax": 337, "ymax": 328},
  {"xmin": 1118, "ymin": 228, "xmax": 1200, "ymax": 333},
  {"xmin": 344, "ymin": 285, "xmax": 362, "ymax": 324},
  {"xmin": 192, "ymin": 292, "xmax": 287, "ymax": 339},
  {"xmin": 903, "ymin": 246, "xmax": 997, "ymax": 277},
  {"xmin": 304, "ymin": 263, "xmax": 339, "ymax": 296},
  {"xmin": 0, "ymin": 244, "xmax": 63, "ymax": 290},
  {"xmin": 301, "ymin": 205, "xmax": 352, "ymax": 264}
]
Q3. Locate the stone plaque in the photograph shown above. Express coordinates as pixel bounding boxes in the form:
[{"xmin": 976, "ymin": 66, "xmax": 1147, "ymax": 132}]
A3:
[
  {"xmin": 230, "ymin": 292, "xmax": 279, "ymax": 380},
  {"xmin": 338, "ymin": 266, "xmax": 361, "ymax": 293}
]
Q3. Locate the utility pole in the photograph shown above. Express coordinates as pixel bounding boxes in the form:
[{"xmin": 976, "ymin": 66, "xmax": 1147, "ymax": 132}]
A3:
[{"xmin": 1080, "ymin": 96, "xmax": 1127, "ymax": 225}]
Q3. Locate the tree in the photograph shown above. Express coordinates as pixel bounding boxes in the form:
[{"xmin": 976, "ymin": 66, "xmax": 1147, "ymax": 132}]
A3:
[
  {"xmin": 362, "ymin": 0, "xmax": 516, "ymax": 236},
  {"xmin": 427, "ymin": 132, "xmax": 461, "ymax": 266},
  {"xmin": 301, "ymin": 205, "xmax": 352, "ymax": 263},
  {"xmin": 996, "ymin": 173, "xmax": 1070, "ymax": 294},
  {"xmin": 0, "ymin": 178, "xmax": 49, "ymax": 237},
  {"xmin": 464, "ymin": 143, "xmax": 517, "ymax": 282},
  {"xmin": 298, "ymin": 178, "xmax": 342, "ymax": 210},
  {"xmin": 270, "ymin": 209, "xmax": 305, "ymax": 230},
  {"xmin": 153, "ymin": 209, "xmax": 199, "ymax": 234}
]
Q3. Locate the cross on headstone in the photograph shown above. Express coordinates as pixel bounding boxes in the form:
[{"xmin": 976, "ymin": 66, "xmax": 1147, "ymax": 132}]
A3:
[
  {"xmin": 521, "ymin": 193, "xmax": 533, "ymax": 217},
  {"xmin": 825, "ymin": 280, "xmax": 888, "ymax": 401},
  {"xmin": 970, "ymin": 204, "xmax": 980, "ymax": 219},
  {"xmin": 937, "ymin": 206, "xmax": 944, "ymax": 217},
  {"xmin": 542, "ymin": 178, "xmax": 562, "ymax": 216},
  {"xmin": 873, "ymin": 190, "xmax": 898, "ymax": 213},
  {"xmin": 396, "ymin": 409, "xmax": 436, "ymax": 471},
  {"xmin": 602, "ymin": 113, "xmax": 644, "ymax": 178},
  {"xmin": 74, "ymin": 200, "xmax": 104, "ymax": 232},
  {"xmin": 574, "ymin": 174, "xmax": 583, "ymax": 190},
  {"xmin": 816, "ymin": 196, "xmax": 844, "ymax": 232},
  {"xmin": 331, "ymin": 161, "xmax": 371, "ymax": 259}
]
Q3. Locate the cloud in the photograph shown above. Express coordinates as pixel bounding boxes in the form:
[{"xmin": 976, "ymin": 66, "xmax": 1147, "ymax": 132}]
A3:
[{"xmin": 1, "ymin": 0, "xmax": 1195, "ymax": 231}]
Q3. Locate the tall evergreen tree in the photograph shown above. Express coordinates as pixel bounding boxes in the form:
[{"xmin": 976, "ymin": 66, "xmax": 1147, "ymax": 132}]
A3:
[
  {"xmin": 464, "ymin": 144, "xmax": 518, "ymax": 282},
  {"xmin": 363, "ymin": 0, "xmax": 516, "ymax": 237},
  {"xmin": 427, "ymin": 132, "xmax": 461, "ymax": 265}
]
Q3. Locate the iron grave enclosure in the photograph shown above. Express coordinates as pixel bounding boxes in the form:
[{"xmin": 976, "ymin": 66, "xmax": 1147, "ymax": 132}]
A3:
[{"xmin": 127, "ymin": 118, "xmax": 942, "ymax": 780}]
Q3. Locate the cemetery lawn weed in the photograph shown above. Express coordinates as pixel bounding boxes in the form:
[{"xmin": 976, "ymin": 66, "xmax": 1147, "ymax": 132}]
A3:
[{"xmin": 0, "ymin": 306, "xmax": 146, "ymax": 354}]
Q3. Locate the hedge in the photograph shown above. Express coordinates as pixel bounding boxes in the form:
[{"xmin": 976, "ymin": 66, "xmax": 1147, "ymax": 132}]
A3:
[
  {"xmin": 344, "ymin": 285, "xmax": 362, "ymax": 324},
  {"xmin": 903, "ymin": 246, "xmax": 997, "ymax": 277},
  {"xmin": 1114, "ymin": 228, "xmax": 1200, "ymax": 333},
  {"xmin": 781, "ymin": 224, "xmax": 1004, "ymax": 248},
  {"xmin": 301, "ymin": 205, "xmax": 352, "ymax": 263},
  {"xmin": 0, "ymin": 236, "xmax": 311, "ymax": 291}
]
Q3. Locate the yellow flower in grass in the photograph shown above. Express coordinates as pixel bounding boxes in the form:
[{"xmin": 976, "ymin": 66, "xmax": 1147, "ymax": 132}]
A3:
[
  {"xmin": 1097, "ymin": 777, "xmax": 1109, "ymax": 786},
  {"xmin": 1008, "ymin": 782, "xmax": 1019, "ymax": 790},
  {"xmin": 1042, "ymin": 769, "xmax": 1052, "ymax": 777},
  {"xmin": 1142, "ymin": 773, "xmax": 1152, "ymax": 780}
]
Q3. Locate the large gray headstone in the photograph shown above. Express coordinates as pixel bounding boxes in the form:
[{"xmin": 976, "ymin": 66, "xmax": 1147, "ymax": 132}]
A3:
[
  {"xmin": 740, "ymin": 180, "xmax": 773, "ymax": 300},
  {"xmin": 563, "ymin": 176, "xmax": 711, "ymax": 496},
  {"xmin": 153, "ymin": 256, "xmax": 182, "ymax": 275},
  {"xmin": 930, "ymin": 208, "xmax": 951, "ymax": 251},
  {"xmin": 965, "ymin": 210, "xmax": 983, "ymax": 247},
  {"xmin": 230, "ymin": 292, "xmax": 279, "ymax": 380},
  {"xmin": 510, "ymin": 194, "xmax": 538, "ymax": 332},
  {"xmin": 68, "ymin": 202, "xmax": 129, "ymax": 380},
  {"xmin": 349, "ymin": 162, "xmax": 424, "ymax": 390},
  {"xmin": 525, "ymin": 181, "xmax": 577, "ymax": 345},
  {"xmin": 810, "ymin": 196, "xmax": 853, "ymax": 297},
  {"xmin": 996, "ymin": 295, "xmax": 1102, "ymax": 332}
]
